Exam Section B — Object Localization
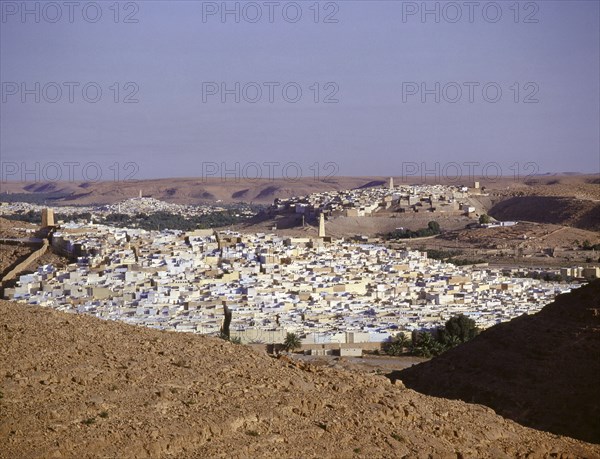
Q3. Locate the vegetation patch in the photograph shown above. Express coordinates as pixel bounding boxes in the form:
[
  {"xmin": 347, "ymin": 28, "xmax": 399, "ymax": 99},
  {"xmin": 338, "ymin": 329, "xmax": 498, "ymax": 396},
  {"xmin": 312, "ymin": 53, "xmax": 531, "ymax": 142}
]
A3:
[
  {"xmin": 385, "ymin": 221, "xmax": 441, "ymax": 240},
  {"xmin": 385, "ymin": 315, "xmax": 480, "ymax": 358}
]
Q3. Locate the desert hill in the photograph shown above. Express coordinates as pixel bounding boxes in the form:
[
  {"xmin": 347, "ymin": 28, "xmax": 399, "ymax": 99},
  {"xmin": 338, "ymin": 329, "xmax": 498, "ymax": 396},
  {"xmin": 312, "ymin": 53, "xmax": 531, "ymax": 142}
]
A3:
[
  {"xmin": 398, "ymin": 280, "xmax": 600, "ymax": 444},
  {"xmin": 484, "ymin": 174, "xmax": 600, "ymax": 231},
  {"xmin": 0, "ymin": 177, "xmax": 386, "ymax": 205},
  {"xmin": 2, "ymin": 301, "xmax": 600, "ymax": 458},
  {"xmin": 488, "ymin": 196, "xmax": 600, "ymax": 232}
]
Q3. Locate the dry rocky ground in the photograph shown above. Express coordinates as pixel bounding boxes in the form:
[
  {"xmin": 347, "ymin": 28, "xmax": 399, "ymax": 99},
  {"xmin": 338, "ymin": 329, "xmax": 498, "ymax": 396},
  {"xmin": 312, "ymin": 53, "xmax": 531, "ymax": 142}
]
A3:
[
  {"xmin": 489, "ymin": 196, "xmax": 599, "ymax": 232},
  {"xmin": 0, "ymin": 218, "xmax": 41, "ymax": 274},
  {"xmin": 2, "ymin": 297, "xmax": 600, "ymax": 459},
  {"xmin": 484, "ymin": 175, "xmax": 599, "ymax": 231},
  {"xmin": 440, "ymin": 223, "xmax": 600, "ymax": 250},
  {"xmin": 399, "ymin": 280, "xmax": 600, "ymax": 445},
  {"xmin": 385, "ymin": 222, "xmax": 600, "ymax": 268},
  {"xmin": 0, "ymin": 218, "xmax": 38, "ymax": 239},
  {"xmin": 0, "ymin": 245, "xmax": 32, "ymax": 274},
  {"xmin": 490, "ymin": 176, "xmax": 599, "ymax": 201}
]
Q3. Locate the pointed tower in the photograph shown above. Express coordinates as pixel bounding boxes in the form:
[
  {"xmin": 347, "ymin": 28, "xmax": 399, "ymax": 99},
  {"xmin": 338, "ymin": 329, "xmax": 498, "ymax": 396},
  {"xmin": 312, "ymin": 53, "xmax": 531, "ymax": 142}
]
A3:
[
  {"xmin": 318, "ymin": 213, "xmax": 326, "ymax": 238},
  {"xmin": 389, "ymin": 177, "xmax": 394, "ymax": 190},
  {"xmin": 138, "ymin": 189, "xmax": 142, "ymax": 199}
]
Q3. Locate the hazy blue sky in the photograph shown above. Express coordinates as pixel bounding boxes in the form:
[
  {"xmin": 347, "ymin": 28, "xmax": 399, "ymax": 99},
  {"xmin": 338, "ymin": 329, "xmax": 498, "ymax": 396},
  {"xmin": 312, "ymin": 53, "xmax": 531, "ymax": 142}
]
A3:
[{"xmin": 1, "ymin": 1, "xmax": 599, "ymax": 180}]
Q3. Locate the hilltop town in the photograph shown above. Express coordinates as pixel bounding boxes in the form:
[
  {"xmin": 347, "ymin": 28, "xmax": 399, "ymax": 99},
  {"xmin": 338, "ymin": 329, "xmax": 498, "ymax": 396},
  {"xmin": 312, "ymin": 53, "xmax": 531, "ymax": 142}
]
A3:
[{"xmin": 269, "ymin": 179, "xmax": 485, "ymax": 218}]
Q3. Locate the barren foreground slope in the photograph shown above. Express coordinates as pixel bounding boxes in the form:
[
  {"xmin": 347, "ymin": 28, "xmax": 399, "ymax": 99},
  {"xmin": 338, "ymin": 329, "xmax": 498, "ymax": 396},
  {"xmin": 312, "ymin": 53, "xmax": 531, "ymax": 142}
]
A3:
[
  {"xmin": 399, "ymin": 280, "xmax": 600, "ymax": 444},
  {"xmin": 1, "ymin": 302, "xmax": 599, "ymax": 458}
]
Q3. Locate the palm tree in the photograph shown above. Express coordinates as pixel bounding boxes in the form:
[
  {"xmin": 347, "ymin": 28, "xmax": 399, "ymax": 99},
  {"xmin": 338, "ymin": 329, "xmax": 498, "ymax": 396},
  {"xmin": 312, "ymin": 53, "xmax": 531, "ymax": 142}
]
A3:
[
  {"xmin": 417, "ymin": 331, "xmax": 434, "ymax": 347},
  {"xmin": 413, "ymin": 331, "xmax": 439, "ymax": 358},
  {"xmin": 443, "ymin": 335, "xmax": 462, "ymax": 349},
  {"xmin": 394, "ymin": 333, "xmax": 410, "ymax": 349},
  {"xmin": 283, "ymin": 332, "xmax": 301, "ymax": 352},
  {"xmin": 386, "ymin": 333, "xmax": 409, "ymax": 356}
]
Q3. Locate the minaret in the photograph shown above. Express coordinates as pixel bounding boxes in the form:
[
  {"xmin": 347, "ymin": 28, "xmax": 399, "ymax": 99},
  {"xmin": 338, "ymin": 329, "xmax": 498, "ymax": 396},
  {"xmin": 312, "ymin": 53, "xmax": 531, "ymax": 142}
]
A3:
[
  {"xmin": 41, "ymin": 208, "xmax": 55, "ymax": 227},
  {"xmin": 389, "ymin": 177, "xmax": 394, "ymax": 190},
  {"xmin": 138, "ymin": 189, "xmax": 142, "ymax": 199},
  {"xmin": 318, "ymin": 213, "xmax": 326, "ymax": 238}
]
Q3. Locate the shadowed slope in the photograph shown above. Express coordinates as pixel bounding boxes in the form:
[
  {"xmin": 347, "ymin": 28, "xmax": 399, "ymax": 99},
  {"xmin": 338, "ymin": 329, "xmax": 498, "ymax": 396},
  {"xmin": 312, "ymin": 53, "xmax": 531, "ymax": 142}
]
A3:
[
  {"xmin": 397, "ymin": 280, "xmax": 600, "ymax": 443},
  {"xmin": 489, "ymin": 196, "xmax": 600, "ymax": 231}
]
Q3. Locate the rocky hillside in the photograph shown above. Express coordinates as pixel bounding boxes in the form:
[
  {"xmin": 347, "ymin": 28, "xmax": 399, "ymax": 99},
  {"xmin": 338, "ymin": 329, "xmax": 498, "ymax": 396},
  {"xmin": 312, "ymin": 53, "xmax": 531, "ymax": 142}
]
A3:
[
  {"xmin": 399, "ymin": 280, "xmax": 600, "ymax": 444},
  {"xmin": 2, "ymin": 301, "xmax": 599, "ymax": 458},
  {"xmin": 489, "ymin": 196, "xmax": 600, "ymax": 231}
]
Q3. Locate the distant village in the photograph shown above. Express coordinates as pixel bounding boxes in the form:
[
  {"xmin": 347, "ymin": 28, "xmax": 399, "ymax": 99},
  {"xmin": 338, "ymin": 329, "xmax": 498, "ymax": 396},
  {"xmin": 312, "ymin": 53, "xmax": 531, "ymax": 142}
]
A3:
[
  {"xmin": 269, "ymin": 179, "xmax": 485, "ymax": 219},
  {"xmin": 0, "ymin": 194, "xmax": 256, "ymax": 220}
]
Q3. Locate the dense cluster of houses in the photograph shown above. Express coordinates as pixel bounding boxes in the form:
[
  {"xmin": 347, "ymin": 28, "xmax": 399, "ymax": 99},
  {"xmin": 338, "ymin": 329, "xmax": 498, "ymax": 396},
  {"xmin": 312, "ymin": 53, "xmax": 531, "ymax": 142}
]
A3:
[
  {"xmin": 4, "ymin": 222, "xmax": 581, "ymax": 345},
  {"xmin": 272, "ymin": 182, "xmax": 481, "ymax": 218},
  {"xmin": 0, "ymin": 196, "xmax": 254, "ymax": 220}
]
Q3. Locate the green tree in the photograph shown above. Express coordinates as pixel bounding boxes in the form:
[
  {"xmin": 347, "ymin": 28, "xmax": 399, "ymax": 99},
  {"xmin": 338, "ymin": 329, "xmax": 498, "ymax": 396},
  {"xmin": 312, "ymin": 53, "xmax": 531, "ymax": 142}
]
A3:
[
  {"xmin": 441, "ymin": 334, "xmax": 461, "ymax": 349},
  {"xmin": 283, "ymin": 332, "xmax": 301, "ymax": 352},
  {"xmin": 439, "ymin": 314, "xmax": 479, "ymax": 345},
  {"xmin": 479, "ymin": 214, "xmax": 491, "ymax": 224},
  {"xmin": 413, "ymin": 332, "xmax": 436, "ymax": 357},
  {"xmin": 385, "ymin": 333, "xmax": 409, "ymax": 356},
  {"xmin": 427, "ymin": 221, "xmax": 441, "ymax": 233}
]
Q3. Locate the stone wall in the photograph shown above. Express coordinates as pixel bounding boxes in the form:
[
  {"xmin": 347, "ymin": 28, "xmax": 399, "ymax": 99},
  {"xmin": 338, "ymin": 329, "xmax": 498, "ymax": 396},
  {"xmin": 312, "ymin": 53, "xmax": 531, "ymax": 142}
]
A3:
[{"xmin": 2, "ymin": 239, "xmax": 49, "ymax": 283}]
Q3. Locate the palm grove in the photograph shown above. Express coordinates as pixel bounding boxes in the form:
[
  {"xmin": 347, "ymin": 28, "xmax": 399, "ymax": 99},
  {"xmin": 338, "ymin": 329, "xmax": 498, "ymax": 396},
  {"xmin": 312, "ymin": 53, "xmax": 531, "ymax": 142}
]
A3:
[
  {"xmin": 280, "ymin": 315, "xmax": 479, "ymax": 358},
  {"xmin": 385, "ymin": 314, "xmax": 480, "ymax": 358}
]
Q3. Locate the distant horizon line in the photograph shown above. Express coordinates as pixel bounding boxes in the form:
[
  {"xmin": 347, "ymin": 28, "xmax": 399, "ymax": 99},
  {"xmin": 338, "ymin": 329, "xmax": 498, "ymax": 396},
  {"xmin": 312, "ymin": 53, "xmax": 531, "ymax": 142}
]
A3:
[{"xmin": 1, "ymin": 171, "xmax": 598, "ymax": 185}]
